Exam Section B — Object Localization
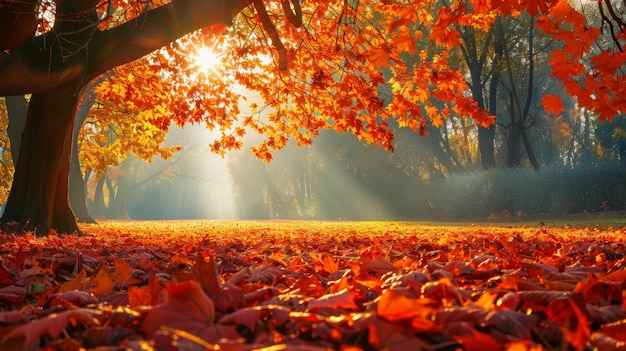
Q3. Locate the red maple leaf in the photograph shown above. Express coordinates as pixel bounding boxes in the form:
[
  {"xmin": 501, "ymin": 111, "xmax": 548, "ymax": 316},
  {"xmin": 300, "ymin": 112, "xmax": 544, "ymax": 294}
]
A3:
[
  {"xmin": 541, "ymin": 94, "xmax": 564, "ymax": 116},
  {"xmin": 563, "ymin": 295, "xmax": 591, "ymax": 351},
  {"xmin": 5, "ymin": 308, "xmax": 97, "ymax": 346},
  {"xmin": 141, "ymin": 280, "xmax": 216, "ymax": 338},
  {"xmin": 307, "ymin": 289, "xmax": 359, "ymax": 311},
  {"xmin": 355, "ymin": 314, "xmax": 431, "ymax": 351},
  {"xmin": 0, "ymin": 264, "xmax": 13, "ymax": 286},
  {"xmin": 220, "ymin": 305, "xmax": 291, "ymax": 332},
  {"xmin": 190, "ymin": 254, "xmax": 245, "ymax": 313}
]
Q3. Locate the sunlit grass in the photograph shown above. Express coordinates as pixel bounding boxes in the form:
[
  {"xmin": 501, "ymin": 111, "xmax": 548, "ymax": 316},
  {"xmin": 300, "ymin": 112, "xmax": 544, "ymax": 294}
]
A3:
[{"xmin": 78, "ymin": 219, "xmax": 626, "ymax": 245}]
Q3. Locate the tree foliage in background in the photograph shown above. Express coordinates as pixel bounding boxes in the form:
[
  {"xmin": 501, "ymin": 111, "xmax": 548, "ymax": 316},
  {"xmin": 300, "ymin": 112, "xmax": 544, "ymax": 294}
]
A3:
[{"xmin": 0, "ymin": 101, "xmax": 13, "ymax": 207}]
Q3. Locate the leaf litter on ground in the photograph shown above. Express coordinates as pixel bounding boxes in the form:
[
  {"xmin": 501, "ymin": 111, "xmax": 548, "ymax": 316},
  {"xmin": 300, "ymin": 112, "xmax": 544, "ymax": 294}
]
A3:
[{"xmin": 0, "ymin": 220, "xmax": 625, "ymax": 350}]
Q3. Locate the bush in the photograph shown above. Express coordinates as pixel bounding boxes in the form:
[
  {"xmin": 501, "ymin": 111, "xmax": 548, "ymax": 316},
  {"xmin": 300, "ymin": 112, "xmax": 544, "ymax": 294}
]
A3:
[{"xmin": 426, "ymin": 163, "xmax": 626, "ymax": 220}]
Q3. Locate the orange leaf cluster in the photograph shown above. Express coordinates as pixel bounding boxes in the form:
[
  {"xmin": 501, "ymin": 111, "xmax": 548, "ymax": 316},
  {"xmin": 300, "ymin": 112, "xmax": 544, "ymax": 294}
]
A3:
[{"xmin": 89, "ymin": 0, "xmax": 626, "ymax": 160}]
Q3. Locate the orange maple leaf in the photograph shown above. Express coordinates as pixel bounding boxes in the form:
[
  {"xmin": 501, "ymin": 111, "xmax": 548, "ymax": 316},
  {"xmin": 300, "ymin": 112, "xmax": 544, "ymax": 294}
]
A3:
[
  {"xmin": 355, "ymin": 314, "xmax": 431, "ymax": 350},
  {"xmin": 59, "ymin": 269, "xmax": 87, "ymax": 292},
  {"xmin": 88, "ymin": 265, "xmax": 115, "ymax": 297},
  {"xmin": 368, "ymin": 46, "xmax": 391, "ymax": 68},
  {"xmin": 562, "ymin": 295, "xmax": 591, "ymax": 351},
  {"xmin": 128, "ymin": 271, "xmax": 163, "ymax": 308},
  {"xmin": 376, "ymin": 288, "xmax": 435, "ymax": 323}
]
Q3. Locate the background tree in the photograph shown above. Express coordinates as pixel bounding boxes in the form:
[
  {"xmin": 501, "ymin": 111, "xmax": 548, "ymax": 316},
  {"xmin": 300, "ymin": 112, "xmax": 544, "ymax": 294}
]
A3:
[{"xmin": 79, "ymin": 64, "xmax": 182, "ymax": 218}]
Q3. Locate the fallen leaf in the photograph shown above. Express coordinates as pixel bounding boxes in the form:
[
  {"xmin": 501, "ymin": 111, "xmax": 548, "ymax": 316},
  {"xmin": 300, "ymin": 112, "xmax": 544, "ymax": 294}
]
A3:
[
  {"xmin": 376, "ymin": 288, "xmax": 434, "ymax": 322},
  {"xmin": 307, "ymin": 289, "xmax": 359, "ymax": 312},
  {"xmin": 44, "ymin": 290, "xmax": 98, "ymax": 308},
  {"xmin": 141, "ymin": 279, "xmax": 215, "ymax": 338},
  {"xmin": 191, "ymin": 255, "xmax": 244, "ymax": 312},
  {"xmin": 59, "ymin": 269, "xmax": 87, "ymax": 292},
  {"xmin": 128, "ymin": 270, "xmax": 162, "ymax": 308},
  {"xmin": 220, "ymin": 305, "xmax": 291, "ymax": 332},
  {"xmin": 355, "ymin": 314, "xmax": 431, "ymax": 351},
  {"xmin": 88, "ymin": 264, "xmax": 115, "ymax": 296},
  {"xmin": 0, "ymin": 264, "xmax": 14, "ymax": 286},
  {"xmin": 5, "ymin": 308, "xmax": 97, "ymax": 346}
]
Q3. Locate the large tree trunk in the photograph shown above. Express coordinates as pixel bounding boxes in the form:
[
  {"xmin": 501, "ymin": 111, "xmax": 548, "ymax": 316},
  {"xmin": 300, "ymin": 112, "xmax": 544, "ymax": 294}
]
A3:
[
  {"xmin": 2, "ymin": 83, "xmax": 81, "ymax": 235},
  {"xmin": 6, "ymin": 93, "xmax": 96, "ymax": 224}
]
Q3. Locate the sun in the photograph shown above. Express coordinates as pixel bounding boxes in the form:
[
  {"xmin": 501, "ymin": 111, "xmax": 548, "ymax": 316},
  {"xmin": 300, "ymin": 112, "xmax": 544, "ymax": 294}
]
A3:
[{"xmin": 193, "ymin": 46, "xmax": 222, "ymax": 75}]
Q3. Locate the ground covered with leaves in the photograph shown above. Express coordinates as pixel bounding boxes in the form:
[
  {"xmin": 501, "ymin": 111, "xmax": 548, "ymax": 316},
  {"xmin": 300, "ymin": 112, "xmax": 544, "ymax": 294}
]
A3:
[{"xmin": 0, "ymin": 220, "xmax": 625, "ymax": 351}]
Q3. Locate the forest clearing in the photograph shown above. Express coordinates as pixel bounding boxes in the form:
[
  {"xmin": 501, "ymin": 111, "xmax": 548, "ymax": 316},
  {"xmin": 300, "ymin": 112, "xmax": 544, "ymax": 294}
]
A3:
[
  {"xmin": 2, "ymin": 0, "xmax": 626, "ymax": 349},
  {"xmin": 1, "ymin": 219, "xmax": 626, "ymax": 350}
]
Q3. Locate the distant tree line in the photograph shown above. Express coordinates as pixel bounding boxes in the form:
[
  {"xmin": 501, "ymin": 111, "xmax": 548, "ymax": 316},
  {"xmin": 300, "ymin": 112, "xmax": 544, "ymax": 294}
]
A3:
[{"xmin": 226, "ymin": 117, "xmax": 626, "ymax": 220}]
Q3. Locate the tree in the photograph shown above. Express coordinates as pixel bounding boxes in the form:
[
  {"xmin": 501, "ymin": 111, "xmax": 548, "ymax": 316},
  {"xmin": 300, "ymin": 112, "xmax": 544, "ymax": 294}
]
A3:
[
  {"xmin": 0, "ymin": 0, "xmax": 252, "ymax": 235},
  {"xmin": 1, "ymin": 0, "xmax": 624, "ymax": 235},
  {"xmin": 443, "ymin": 0, "xmax": 499, "ymax": 169}
]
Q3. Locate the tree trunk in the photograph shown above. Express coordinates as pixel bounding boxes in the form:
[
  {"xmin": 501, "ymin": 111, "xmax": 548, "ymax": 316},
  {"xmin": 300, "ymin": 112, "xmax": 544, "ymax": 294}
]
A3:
[
  {"xmin": 484, "ymin": 33, "xmax": 502, "ymax": 170},
  {"xmin": 69, "ymin": 133, "xmax": 95, "ymax": 223},
  {"xmin": 478, "ymin": 126, "xmax": 496, "ymax": 169},
  {"xmin": 5, "ymin": 95, "xmax": 28, "ymax": 165},
  {"xmin": 1, "ymin": 83, "xmax": 81, "ymax": 235},
  {"xmin": 90, "ymin": 174, "xmax": 108, "ymax": 218},
  {"xmin": 506, "ymin": 95, "xmax": 522, "ymax": 168},
  {"xmin": 69, "ymin": 82, "xmax": 100, "ymax": 223},
  {"xmin": 520, "ymin": 127, "xmax": 539, "ymax": 170},
  {"xmin": 459, "ymin": 25, "xmax": 496, "ymax": 170}
]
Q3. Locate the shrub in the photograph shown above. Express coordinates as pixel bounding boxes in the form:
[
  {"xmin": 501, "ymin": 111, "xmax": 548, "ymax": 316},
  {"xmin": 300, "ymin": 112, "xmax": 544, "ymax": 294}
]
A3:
[{"xmin": 426, "ymin": 162, "xmax": 626, "ymax": 220}]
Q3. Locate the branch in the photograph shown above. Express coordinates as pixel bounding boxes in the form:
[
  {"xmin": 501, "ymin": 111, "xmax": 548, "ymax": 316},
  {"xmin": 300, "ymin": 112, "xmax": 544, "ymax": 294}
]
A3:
[
  {"xmin": 254, "ymin": 0, "xmax": 288, "ymax": 70},
  {"xmin": 84, "ymin": 0, "xmax": 253, "ymax": 81}
]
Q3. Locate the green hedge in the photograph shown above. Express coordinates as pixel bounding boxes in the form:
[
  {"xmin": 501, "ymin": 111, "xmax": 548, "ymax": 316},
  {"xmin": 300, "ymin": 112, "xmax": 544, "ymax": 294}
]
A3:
[{"xmin": 426, "ymin": 163, "xmax": 626, "ymax": 220}]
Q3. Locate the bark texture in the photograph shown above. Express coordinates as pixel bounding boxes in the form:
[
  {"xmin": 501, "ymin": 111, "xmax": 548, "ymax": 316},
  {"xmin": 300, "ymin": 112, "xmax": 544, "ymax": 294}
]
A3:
[{"xmin": 2, "ymin": 84, "xmax": 80, "ymax": 235}]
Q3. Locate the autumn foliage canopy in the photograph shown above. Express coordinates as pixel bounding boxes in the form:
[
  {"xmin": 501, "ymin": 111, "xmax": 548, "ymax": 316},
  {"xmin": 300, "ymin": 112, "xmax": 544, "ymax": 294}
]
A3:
[{"xmin": 91, "ymin": 0, "xmax": 625, "ymax": 161}]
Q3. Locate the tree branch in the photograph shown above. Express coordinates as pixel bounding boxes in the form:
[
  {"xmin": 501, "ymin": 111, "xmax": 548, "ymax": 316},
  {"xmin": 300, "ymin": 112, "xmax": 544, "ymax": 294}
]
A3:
[{"xmin": 84, "ymin": 0, "xmax": 252, "ymax": 82}]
